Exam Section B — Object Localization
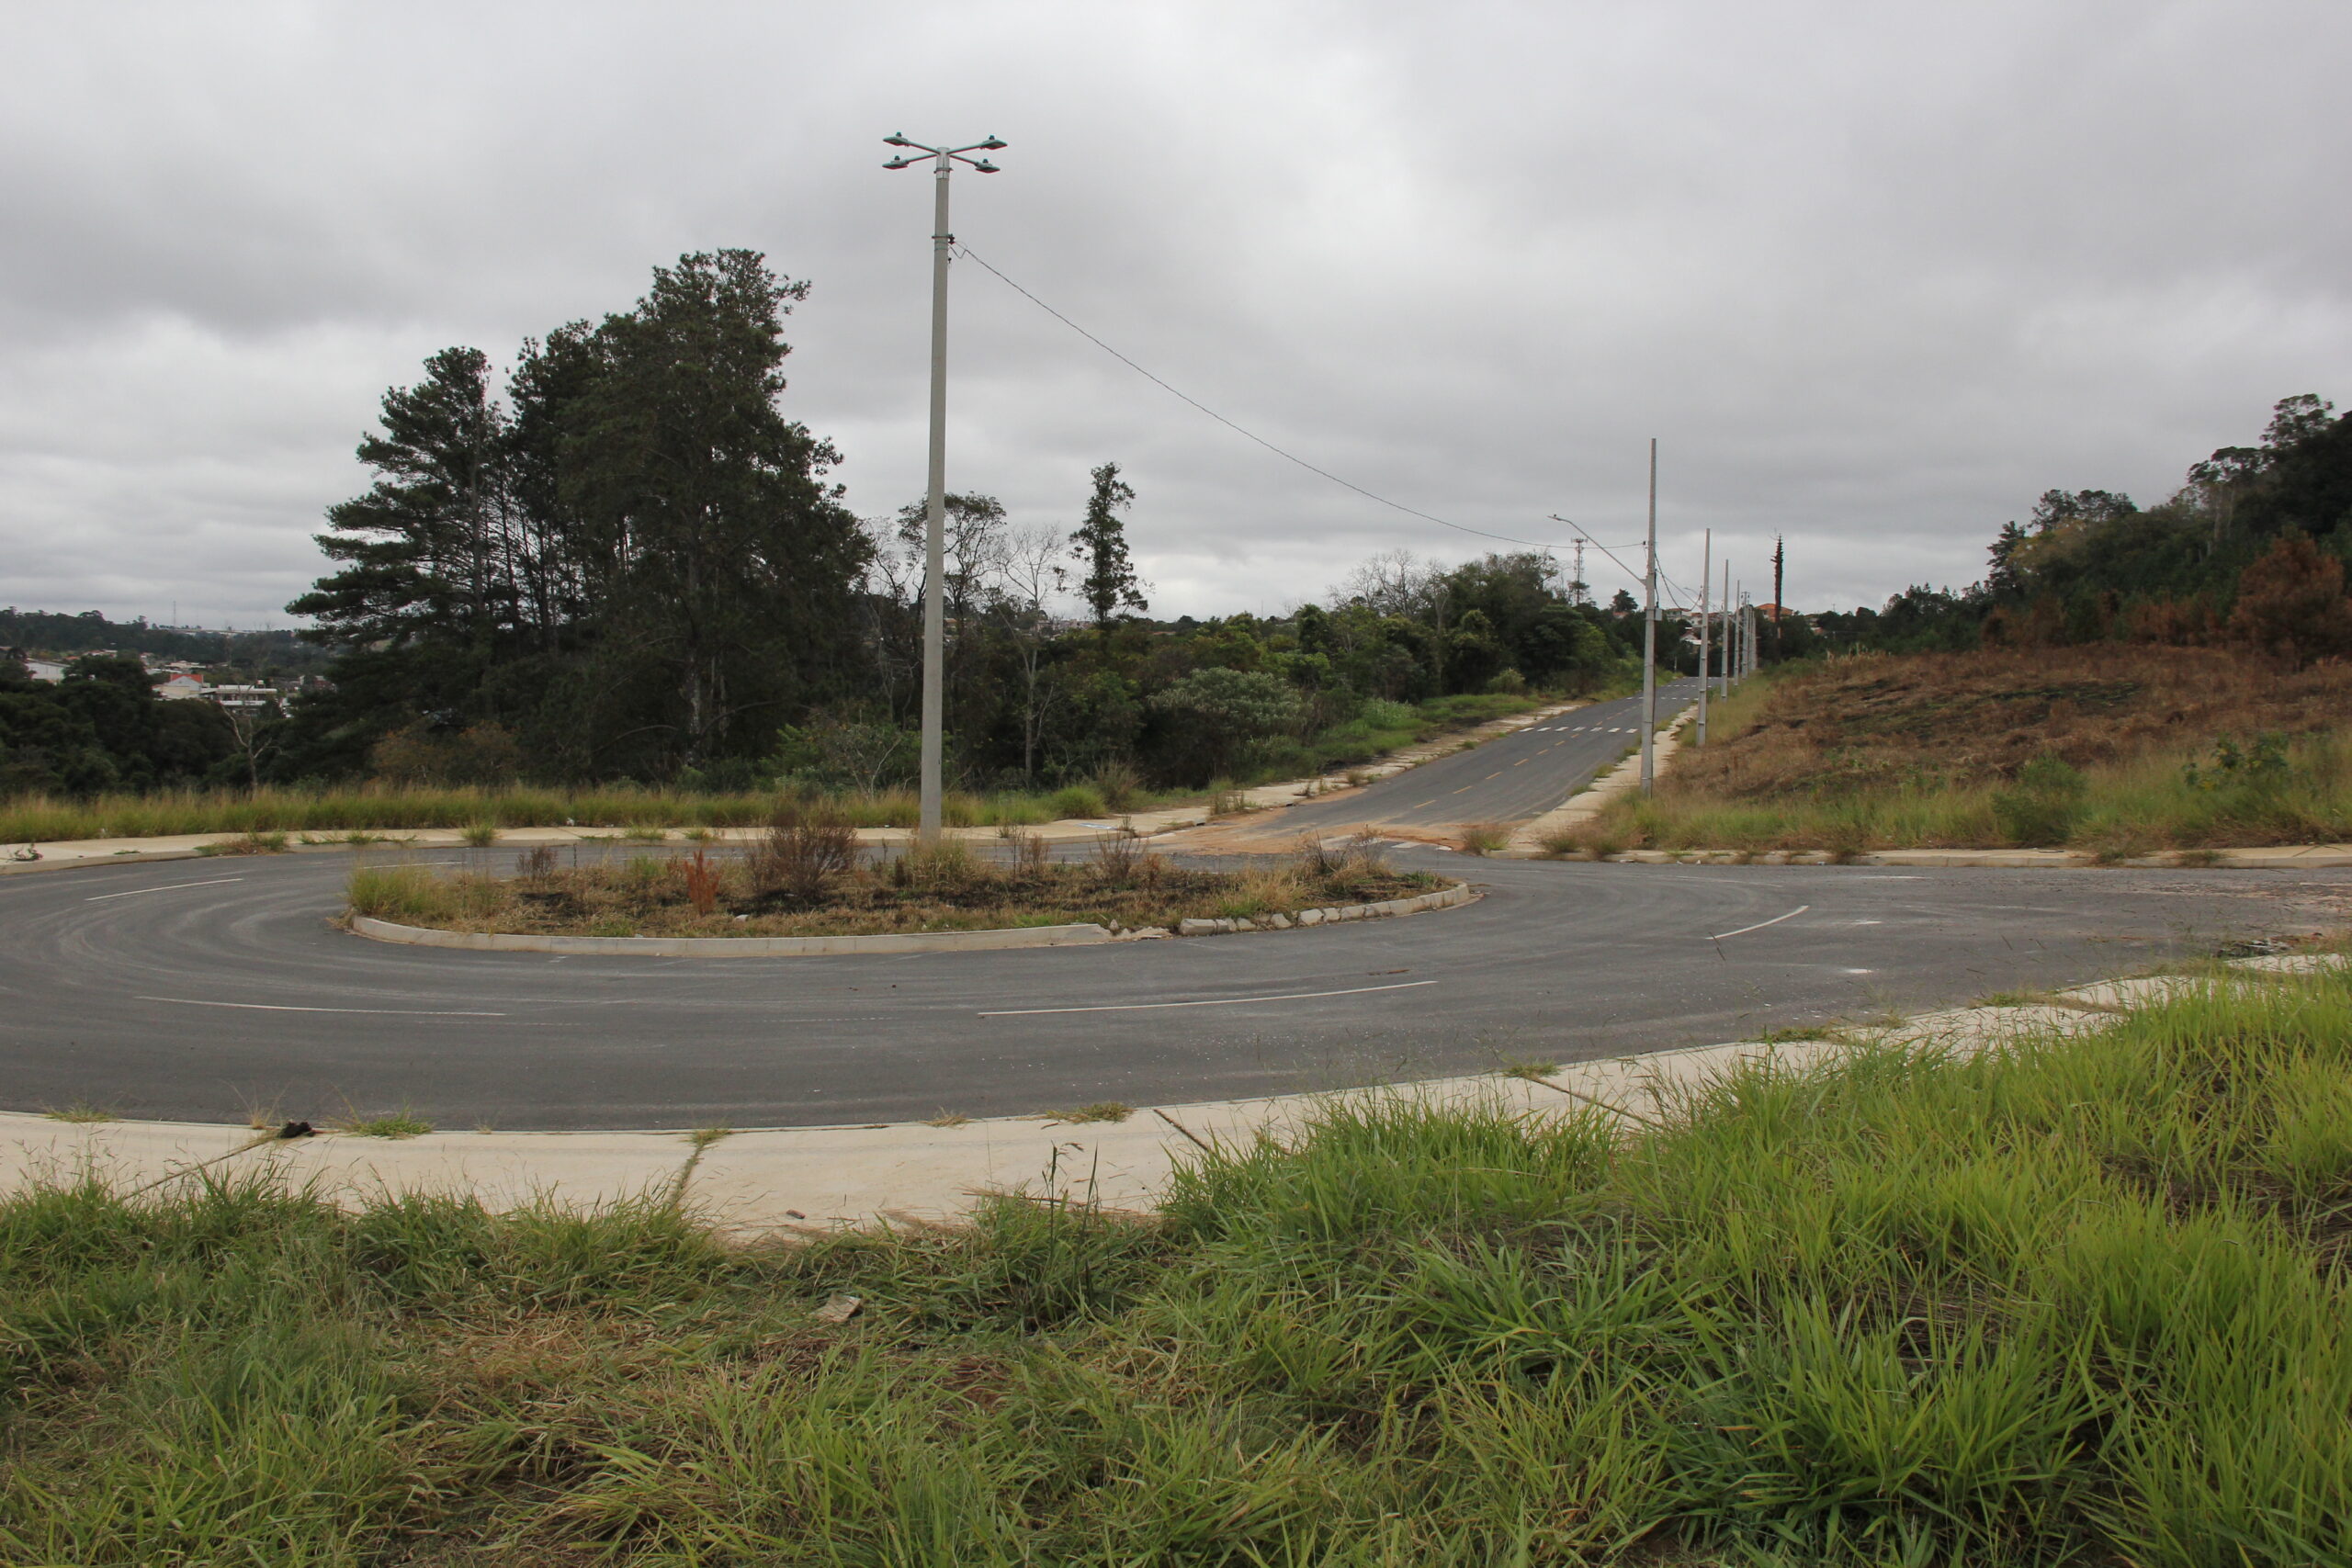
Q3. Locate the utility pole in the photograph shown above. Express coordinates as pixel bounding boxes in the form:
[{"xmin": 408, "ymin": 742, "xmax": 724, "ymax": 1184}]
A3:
[
  {"xmin": 1639, "ymin": 439, "xmax": 1658, "ymax": 793},
  {"xmin": 1770, "ymin": 535, "xmax": 1785, "ymax": 664},
  {"xmin": 1696, "ymin": 528, "xmax": 1711, "ymax": 745},
  {"xmin": 1720, "ymin": 563, "xmax": 1733, "ymax": 694},
  {"xmin": 883, "ymin": 131, "xmax": 1005, "ymax": 844}
]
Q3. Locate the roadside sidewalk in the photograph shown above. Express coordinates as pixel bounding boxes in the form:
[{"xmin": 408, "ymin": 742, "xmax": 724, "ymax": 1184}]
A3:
[{"xmin": 6, "ymin": 954, "xmax": 2332, "ymax": 1232}]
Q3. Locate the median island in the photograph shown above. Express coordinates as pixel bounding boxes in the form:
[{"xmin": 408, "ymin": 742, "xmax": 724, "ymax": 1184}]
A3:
[{"xmin": 346, "ymin": 821, "xmax": 1439, "ymax": 939}]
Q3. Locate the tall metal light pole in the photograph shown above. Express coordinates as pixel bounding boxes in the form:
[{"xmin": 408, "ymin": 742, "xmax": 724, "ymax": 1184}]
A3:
[
  {"xmin": 1695, "ymin": 527, "xmax": 1711, "ymax": 746},
  {"xmin": 883, "ymin": 131, "xmax": 1004, "ymax": 843},
  {"xmin": 1720, "ymin": 560, "xmax": 1732, "ymax": 698},
  {"xmin": 1639, "ymin": 438, "xmax": 1659, "ymax": 794}
]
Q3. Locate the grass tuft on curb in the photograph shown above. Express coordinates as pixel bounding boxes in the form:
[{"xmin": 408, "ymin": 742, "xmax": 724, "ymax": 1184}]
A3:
[{"xmin": 329, "ymin": 1108, "xmax": 434, "ymax": 1139}]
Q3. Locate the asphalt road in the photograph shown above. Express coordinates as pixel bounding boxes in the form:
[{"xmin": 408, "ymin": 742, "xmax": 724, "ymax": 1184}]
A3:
[
  {"xmin": 3, "ymin": 847, "xmax": 2341, "ymax": 1130},
  {"xmin": 1283, "ymin": 678, "xmax": 1706, "ymax": 832}
]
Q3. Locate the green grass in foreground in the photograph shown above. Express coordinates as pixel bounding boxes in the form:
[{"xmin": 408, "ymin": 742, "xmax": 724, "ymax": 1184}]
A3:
[{"xmin": 7, "ymin": 973, "xmax": 2350, "ymax": 1563}]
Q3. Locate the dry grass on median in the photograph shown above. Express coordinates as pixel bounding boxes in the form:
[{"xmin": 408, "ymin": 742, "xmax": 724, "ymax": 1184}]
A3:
[
  {"xmin": 347, "ymin": 828, "xmax": 1434, "ymax": 939},
  {"xmin": 1553, "ymin": 645, "xmax": 2352, "ymax": 854},
  {"xmin": 8, "ymin": 967, "xmax": 2352, "ymax": 1562}
]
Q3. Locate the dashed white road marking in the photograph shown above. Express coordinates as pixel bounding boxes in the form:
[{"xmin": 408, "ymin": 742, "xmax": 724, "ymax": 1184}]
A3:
[
  {"xmin": 981, "ymin": 979, "xmax": 1436, "ymax": 1017},
  {"xmin": 139, "ymin": 996, "xmax": 509, "ymax": 1017},
  {"xmin": 1710, "ymin": 905, "xmax": 1812, "ymax": 942},
  {"xmin": 85, "ymin": 877, "xmax": 246, "ymax": 901}
]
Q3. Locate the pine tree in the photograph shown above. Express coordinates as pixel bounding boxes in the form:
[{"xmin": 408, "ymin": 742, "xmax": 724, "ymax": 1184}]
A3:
[
  {"xmin": 1069, "ymin": 462, "xmax": 1146, "ymax": 633},
  {"xmin": 561, "ymin": 250, "xmax": 871, "ymax": 771}
]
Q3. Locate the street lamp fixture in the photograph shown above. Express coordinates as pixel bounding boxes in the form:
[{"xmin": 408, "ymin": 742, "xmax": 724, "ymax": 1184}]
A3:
[{"xmin": 882, "ymin": 133, "xmax": 1006, "ymax": 843}]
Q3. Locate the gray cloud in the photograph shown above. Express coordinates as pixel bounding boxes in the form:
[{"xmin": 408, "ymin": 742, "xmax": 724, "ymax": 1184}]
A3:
[{"xmin": 3, "ymin": 0, "xmax": 2346, "ymax": 628}]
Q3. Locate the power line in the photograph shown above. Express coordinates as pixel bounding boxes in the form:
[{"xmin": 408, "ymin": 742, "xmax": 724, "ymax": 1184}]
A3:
[
  {"xmin": 958, "ymin": 243, "xmax": 1592, "ymax": 559},
  {"xmin": 958, "ymin": 243, "xmax": 1722, "ymax": 613}
]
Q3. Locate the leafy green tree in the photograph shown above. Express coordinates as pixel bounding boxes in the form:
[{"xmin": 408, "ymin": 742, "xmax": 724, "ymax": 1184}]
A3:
[
  {"xmin": 1148, "ymin": 667, "xmax": 1304, "ymax": 783},
  {"xmin": 557, "ymin": 250, "xmax": 871, "ymax": 773},
  {"xmin": 1069, "ymin": 462, "xmax": 1146, "ymax": 633}
]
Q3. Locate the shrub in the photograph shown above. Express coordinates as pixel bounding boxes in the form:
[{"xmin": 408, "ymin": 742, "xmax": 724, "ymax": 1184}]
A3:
[
  {"xmin": 1049, "ymin": 784, "xmax": 1109, "ymax": 820},
  {"xmin": 1992, "ymin": 753, "xmax": 2088, "ymax": 847},
  {"xmin": 1090, "ymin": 761, "xmax": 1146, "ymax": 812},
  {"xmin": 749, "ymin": 808, "xmax": 857, "ymax": 904},
  {"xmin": 1455, "ymin": 822, "xmax": 1510, "ymax": 855}
]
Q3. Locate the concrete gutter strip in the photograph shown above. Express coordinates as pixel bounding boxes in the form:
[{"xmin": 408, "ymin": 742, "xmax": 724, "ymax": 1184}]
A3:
[
  {"xmin": 351, "ymin": 914, "xmax": 1116, "ymax": 956},
  {"xmin": 7, "ymin": 953, "xmax": 2336, "ymax": 1229}
]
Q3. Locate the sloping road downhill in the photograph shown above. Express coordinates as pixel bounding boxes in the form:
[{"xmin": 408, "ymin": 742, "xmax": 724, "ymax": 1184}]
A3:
[
  {"xmin": 3, "ymin": 846, "xmax": 2344, "ymax": 1129},
  {"xmin": 1280, "ymin": 678, "xmax": 1704, "ymax": 835}
]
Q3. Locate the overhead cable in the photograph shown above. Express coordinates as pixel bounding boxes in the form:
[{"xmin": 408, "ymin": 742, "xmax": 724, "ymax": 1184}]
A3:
[{"xmin": 957, "ymin": 243, "xmax": 1596, "ymax": 559}]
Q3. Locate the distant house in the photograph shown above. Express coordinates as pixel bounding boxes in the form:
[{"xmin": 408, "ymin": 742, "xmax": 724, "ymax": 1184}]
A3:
[
  {"xmin": 157, "ymin": 673, "xmax": 209, "ymax": 699},
  {"xmin": 206, "ymin": 684, "xmax": 278, "ymax": 711},
  {"xmin": 26, "ymin": 659, "xmax": 65, "ymax": 683}
]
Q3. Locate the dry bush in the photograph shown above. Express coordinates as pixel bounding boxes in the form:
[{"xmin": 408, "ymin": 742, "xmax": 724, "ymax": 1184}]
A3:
[
  {"xmin": 516, "ymin": 844, "xmax": 560, "ymax": 879},
  {"xmin": 1455, "ymin": 822, "xmax": 1511, "ymax": 856},
  {"xmin": 680, "ymin": 850, "xmax": 722, "ymax": 916},
  {"xmin": 1091, "ymin": 824, "xmax": 1145, "ymax": 883},
  {"xmin": 750, "ymin": 807, "xmax": 858, "ymax": 903},
  {"xmin": 1297, "ymin": 829, "xmax": 1389, "ymax": 878},
  {"xmin": 896, "ymin": 839, "xmax": 982, "ymax": 892},
  {"xmin": 1091, "ymin": 761, "xmax": 1146, "ymax": 813},
  {"xmin": 1538, "ymin": 820, "xmax": 1620, "ymax": 860},
  {"xmin": 1007, "ymin": 829, "xmax": 1051, "ymax": 876}
]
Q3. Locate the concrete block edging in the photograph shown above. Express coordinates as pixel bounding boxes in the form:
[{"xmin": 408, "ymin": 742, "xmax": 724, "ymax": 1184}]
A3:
[
  {"xmin": 1174, "ymin": 881, "xmax": 1476, "ymax": 936},
  {"xmin": 348, "ymin": 882, "xmax": 1476, "ymax": 957}
]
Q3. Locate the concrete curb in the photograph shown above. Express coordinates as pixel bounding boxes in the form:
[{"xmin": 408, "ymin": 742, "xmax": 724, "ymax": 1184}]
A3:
[
  {"xmin": 1171, "ymin": 881, "xmax": 1476, "ymax": 936},
  {"xmin": 347, "ymin": 880, "xmax": 1476, "ymax": 955},
  {"xmin": 350, "ymin": 914, "xmax": 1119, "ymax": 957}
]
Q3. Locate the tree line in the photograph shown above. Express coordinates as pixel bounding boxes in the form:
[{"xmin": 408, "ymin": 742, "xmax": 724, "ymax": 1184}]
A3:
[
  {"xmin": 1804, "ymin": 393, "xmax": 2352, "ymax": 665},
  {"xmin": 223, "ymin": 249, "xmax": 1655, "ymax": 796}
]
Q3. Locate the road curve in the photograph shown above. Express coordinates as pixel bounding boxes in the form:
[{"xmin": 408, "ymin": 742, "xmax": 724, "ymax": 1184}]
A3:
[{"xmin": 4, "ymin": 848, "xmax": 2342, "ymax": 1130}]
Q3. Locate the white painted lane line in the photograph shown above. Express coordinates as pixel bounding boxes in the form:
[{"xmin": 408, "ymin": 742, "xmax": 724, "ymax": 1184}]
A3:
[
  {"xmin": 139, "ymin": 996, "xmax": 508, "ymax": 1017},
  {"xmin": 1710, "ymin": 905, "xmax": 1812, "ymax": 942},
  {"xmin": 85, "ymin": 877, "xmax": 246, "ymax": 902},
  {"xmin": 980, "ymin": 979, "xmax": 1436, "ymax": 1018}
]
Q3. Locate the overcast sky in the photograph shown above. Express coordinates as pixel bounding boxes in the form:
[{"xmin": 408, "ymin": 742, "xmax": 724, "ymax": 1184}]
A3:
[{"xmin": 3, "ymin": 0, "xmax": 2346, "ymax": 629}]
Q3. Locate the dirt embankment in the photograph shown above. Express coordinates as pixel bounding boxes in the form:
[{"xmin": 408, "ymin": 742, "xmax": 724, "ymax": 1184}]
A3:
[{"xmin": 1682, "ymin": 646, "xmax": 2352, "ymax": 800}]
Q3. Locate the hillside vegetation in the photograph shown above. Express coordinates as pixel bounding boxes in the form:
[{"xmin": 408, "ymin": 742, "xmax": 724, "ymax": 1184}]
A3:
[
  {"xmin": 7, "ymin": 969, "xmax": 2350, "ymax": 1562},
  {"xmin": 1569, "ymin": 646, "xmax": 2352, "ymax": 854}
]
